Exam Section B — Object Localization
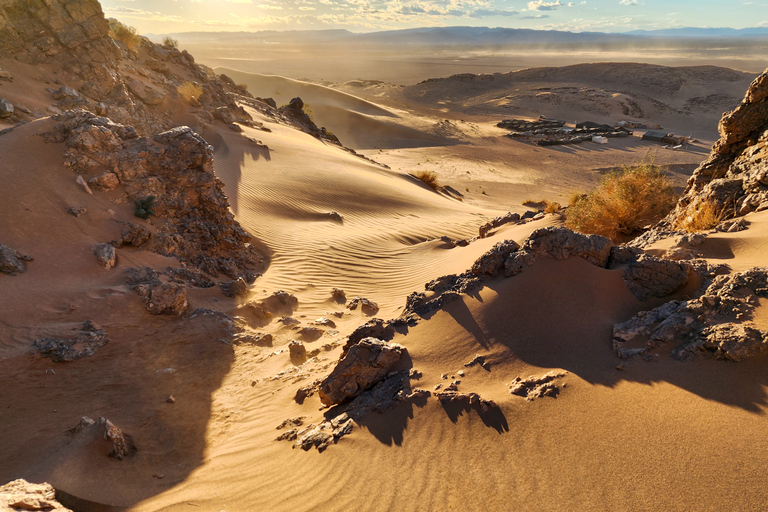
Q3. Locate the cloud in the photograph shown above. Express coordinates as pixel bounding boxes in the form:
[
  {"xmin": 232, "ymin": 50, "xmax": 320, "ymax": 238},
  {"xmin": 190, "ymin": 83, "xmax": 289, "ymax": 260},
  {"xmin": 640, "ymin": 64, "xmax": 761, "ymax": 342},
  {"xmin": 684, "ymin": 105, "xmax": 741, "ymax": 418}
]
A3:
[
  {"xmin": 469, "ymin": 8, "xmax": 519, "ymax": 17},
  {"xmin": 521, "ymin": 14, "xmax": 549, "ymax": 18},
  {"xmin": 527, "ymin": 0, "xmax": 563, "ymax": 10},
  {"xmin": 619, "ymin": 0, "xmax": 638, "ymax": 5}
]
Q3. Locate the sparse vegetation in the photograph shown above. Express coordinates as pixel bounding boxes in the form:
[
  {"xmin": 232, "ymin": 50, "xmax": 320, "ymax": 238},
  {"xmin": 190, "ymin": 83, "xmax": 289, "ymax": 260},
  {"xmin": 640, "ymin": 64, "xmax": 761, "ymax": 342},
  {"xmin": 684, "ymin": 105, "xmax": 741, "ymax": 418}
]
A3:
[
  {"xmin": 413, "ymin": 170, "xmax": 439, "ymax": 190},
  {"xmin": 524, "ymin": 198, "xmax": 561, "ymax": 213},
  {"xmin": 544, "ymin": 201, "xmax": 562, "ymax": 214},
  {"xmin": 108, "ymin": 20, "xmax": 142, "ymax": 51},
  {"xmin": 177, "ymin": 81, "xmax": 203, "ymax": 104},
  {"xmin": 237, "ymin": 83, "xmax": 249, "ymax": 91},
  {"xmin": 134, "ymin": 196, "xmax": 156, "ymax": 219},
  {"xmin": 675, "ymin": 198, "xmax": 726, "ymax": 232},
  {"xmin": 162, "ymin": 36, "xmax": 178, "ymax": 49},
  {"xmin": 565, "ymin": 161, "xmax": 677, "ymax": 241}
]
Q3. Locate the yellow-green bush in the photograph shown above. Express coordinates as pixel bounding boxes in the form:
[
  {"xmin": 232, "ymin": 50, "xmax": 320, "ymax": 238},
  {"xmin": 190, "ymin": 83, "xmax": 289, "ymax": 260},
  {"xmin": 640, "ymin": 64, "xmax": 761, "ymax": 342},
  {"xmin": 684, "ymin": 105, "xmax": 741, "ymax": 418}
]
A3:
[{"xmin": 565, "ymin": 162, "xmax": 677, "ymax": 241}]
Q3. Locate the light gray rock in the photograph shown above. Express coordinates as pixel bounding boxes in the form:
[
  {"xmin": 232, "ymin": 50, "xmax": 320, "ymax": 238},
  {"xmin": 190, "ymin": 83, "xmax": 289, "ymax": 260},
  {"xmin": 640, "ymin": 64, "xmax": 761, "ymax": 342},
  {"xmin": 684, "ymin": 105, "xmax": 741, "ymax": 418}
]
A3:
[
  {"xmin": 0, "ymin": 98, "xmax": 14, "ymax": 118},
  {"xmin": 94, "ymin": 243, "xmax": 116, "ymax": 269}
]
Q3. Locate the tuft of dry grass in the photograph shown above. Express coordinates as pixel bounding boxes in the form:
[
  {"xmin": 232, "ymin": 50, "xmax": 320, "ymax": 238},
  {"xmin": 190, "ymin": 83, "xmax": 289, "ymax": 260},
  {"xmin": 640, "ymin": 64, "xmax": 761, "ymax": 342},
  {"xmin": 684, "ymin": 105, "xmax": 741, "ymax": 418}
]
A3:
[
  {"xmin": 675, "ymin": 199, "xmax": 726, "ymax": 232},
  {"xmin": 108, "ymin": 20, "xmax": 142, "ymax": 51},
  {"xmin": 565, "ymin": 162, "xmax": 677, "ymax": 241},
  {"xmin": 177, "ymin": 81, "xmax": 203, "ymax": 104},
  {"xmin": 413, "ymin": 170, "xmax": 439, "ymax": 190},
  {"xmin": 162, "ymin": 36, "xmax": 178, "ymax": 49},
  {"xmin": 544, "ymin": 201, "xmax": 562, "ymax": 214},
  {"xmin": 524, "ymin": 198, "xmax": 561, "ymax": 213}
]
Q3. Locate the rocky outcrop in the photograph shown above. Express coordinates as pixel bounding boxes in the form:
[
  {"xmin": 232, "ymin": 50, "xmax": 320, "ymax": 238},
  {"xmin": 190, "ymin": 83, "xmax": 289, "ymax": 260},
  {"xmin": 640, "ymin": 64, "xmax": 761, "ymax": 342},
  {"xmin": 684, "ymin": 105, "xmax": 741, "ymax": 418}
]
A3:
[
  {"xmin": 278, "ymin": 97, "xmax": 341, "ymax": 145},
  {"xmin": 44, "ymin": 111, "xmax": 263, "ymax": 278},
  {"xmin": 478, "ymin": 212, "xmax": 521, "ymax": 238},
  {"xmin": 651, "ymin": 69, "xmax": 768, "ymax": 231},
  {"xmin": 508, "ymin": 371, "xmax": 568, "ymax": 400},
  {"xmin": 346, "ymin": 297, "xmax": 379, "ymax": 315},
  {"xmin": 126, "ymin": 267, "xmax": 188, "ymax": 315},
  {"xmin": 343, "ymin": 318, "xmax": 395, "ymax": 353},
  {"xmin": 0, "ymin": 479, "xmax": 72, "ymax": 511},
  {"xmin": 318, "ymin": 337, "xmax": 405, "ymax": 406},
  {"xmin": 471, "ymin": 240, "xmax": 520, "ymax": 276},
  {"xmin": 0, "ymin": 243, "xmax": 32, "ymax": 275},
  {"xmin": 31, "ymin": 320, "xmax": 108, "ymax": 362},
  {"xmin": 505, "ymin": 227, "xmax": 612, "ymax": 276},
  {"xmin": 613, "ymin": 268, "xmax": 768, "ymax": 361},
  {"xmin": 621, "ymin": 253, "xmax": 690, "ymax": 301}
]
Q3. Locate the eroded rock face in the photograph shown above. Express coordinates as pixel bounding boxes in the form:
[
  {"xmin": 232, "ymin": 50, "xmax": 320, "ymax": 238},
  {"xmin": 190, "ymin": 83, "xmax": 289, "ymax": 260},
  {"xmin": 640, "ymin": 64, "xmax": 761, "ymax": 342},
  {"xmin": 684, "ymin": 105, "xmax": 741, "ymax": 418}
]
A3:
[
  {"xmin": 613, "ymin": 268, "xmax": 768, "ymax": 361},
  {"xmin": 44, "ymin": 111, "xmax": 263, "ymax": 279},
  {"xmin": 658, "ymin": 70, "xmax": 768, "ymax": 229},
  {"xmin": 478, "ymin": 212, "xmax": 521, "ymax": 238},
  {"xmin": 622, "ymin": 254, "xmax": 690, "ymax": 301},
  {"xmin": 94, "ymin": 242, "xmax": 116, "ymax": 270},
  {"xmin": 471, "ymin": 239, "xmax": 520, "ymax": 276},
  {"xmin": 318, "ymin": 338, "xmax": 405, "ymax": 406},
  {"xmin": 343, "ymin": 318, "xmax": 395, "ymax": 353},
  {"xmin": 0, "ymin": 479, "xmax": 72, "ymax": 511}
]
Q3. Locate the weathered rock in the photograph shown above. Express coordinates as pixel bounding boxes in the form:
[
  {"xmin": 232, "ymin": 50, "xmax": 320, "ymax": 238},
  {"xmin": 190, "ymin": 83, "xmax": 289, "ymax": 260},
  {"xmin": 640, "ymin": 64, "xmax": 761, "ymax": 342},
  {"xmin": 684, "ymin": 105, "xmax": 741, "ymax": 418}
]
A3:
[
  {"xmin": 289, "ymin": 340, "xmax": 307, "ymax": 364},
  {"xmin": 318, "ymin": 337, "xmax": 405, "ymax": 406},
  {"xmin": 0, "ymin": 70, "xmax": 13, "ymax": 82},
  {"xmin": 94, "ymin": 243, "xmax": 116, "ymax": 269},
  {"xmin": 508, "ymin": 371, "xmax": 568, "ymax": 400},
  {"xmin": 51, "ymin": 86, "xmax": 80, "ymax": 101},
  {"xmin": 219, "ymin": 277, "xmax": 248, "ymax": 298},
  {"xmin": 436, "ymin": 388, "xmax": 498, "ymax": 412},
  {"xmin": 31, "ymin": 320, "xmax": 108, "ymax": 362},
  {"xmin": 0, "ymin": 243, "xmax": 32, "ymax": 275},
  {"xmin": 344, "ymin": 318, "xmax": 395, "ymax": 353},
  {"xmin": 75, "ymin": 174, "xmax": 92, "ymax": 195},
  {"xmin": 141, "ymin": 282, "xmax": 187, "ymax": 315},
  {"xmin": 471, "ymin": 239, "xmax": 520, "ymax": 276},
  {"xmin": 232, "ymin": 331, "xmax": 273, "ymax": 346},
  {"xmin": 504, "ymin": 227, "xmax": 612, "ymax": 276},
  {"xmin": 346, "ymin": 297, "xmax": 379, "ymax": 315},
  {"xmin": 614, "ymin": 267, "xmax": 768, "ymax": 361},
  {"xmin": 119, "ymin": 222, "xmax": 151, "ymax": 247},
  {"xmin": 622, "ymin": 254, "xmax": 690, "ymax": 301},
  {"xmin": 331, "ymin": 288, "xmax": 346, "ymax": 302},
  {"xmin": 101, "ymin": 417, "xmax": 137, "ymax": 460},
  {"xmin": 0, "ymin": 98, "xmax": 14, "ymax": 118},
  {"xmin": 125, "ymin": 79, "xmax": 166, "ymax": 105},
  {"xmin": 88, "ymin": 171, "xmax": 120, "ymax": 190},
  {"xmin": 67, "ymin": 205, "xmax": 87, "ymax": 217},
  {"xmin": 478, "ymin": 212, "xmax": 521, "ymax": 238},
  {"xmin": 0, "ymin": 479, "xmax": 72, "ymax": 511}
]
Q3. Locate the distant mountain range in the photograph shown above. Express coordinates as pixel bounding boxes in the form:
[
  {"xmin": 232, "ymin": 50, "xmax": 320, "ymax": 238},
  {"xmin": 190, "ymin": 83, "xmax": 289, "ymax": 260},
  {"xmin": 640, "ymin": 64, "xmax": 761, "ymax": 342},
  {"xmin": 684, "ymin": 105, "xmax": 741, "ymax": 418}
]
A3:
[{"xmin": 150, "ymin": 25, "xmax": 768, "ymax": 45}]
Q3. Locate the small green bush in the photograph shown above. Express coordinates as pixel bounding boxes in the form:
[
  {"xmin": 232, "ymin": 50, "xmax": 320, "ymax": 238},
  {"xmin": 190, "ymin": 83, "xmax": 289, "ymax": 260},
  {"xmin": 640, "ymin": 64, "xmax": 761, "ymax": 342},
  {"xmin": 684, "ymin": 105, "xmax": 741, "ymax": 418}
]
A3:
[
  {"xmin": 108, "ymin": 20, "xmax": 142, "ymax": 51},
  {"xmin": 565, "ymin": 162, "xmax": 677, "ymax": 241},
  {"xmin": 134, "ymin": 196, "xmax": 156, "ymax": 219}
]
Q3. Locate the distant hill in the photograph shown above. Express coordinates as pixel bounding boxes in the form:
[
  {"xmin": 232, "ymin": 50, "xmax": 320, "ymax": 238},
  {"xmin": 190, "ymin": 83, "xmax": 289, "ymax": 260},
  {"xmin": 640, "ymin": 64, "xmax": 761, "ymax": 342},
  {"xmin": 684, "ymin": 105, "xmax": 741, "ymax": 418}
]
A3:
[{"xmin": 156, "ymin": 25, "xmax": 768, "ymax": 46}]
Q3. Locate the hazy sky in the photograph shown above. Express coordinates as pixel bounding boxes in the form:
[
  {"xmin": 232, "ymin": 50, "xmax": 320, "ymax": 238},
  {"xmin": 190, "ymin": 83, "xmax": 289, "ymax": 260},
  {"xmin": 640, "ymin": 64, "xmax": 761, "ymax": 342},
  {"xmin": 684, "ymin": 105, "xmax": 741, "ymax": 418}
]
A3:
[{"xmin": 100, "ymin": 0, "xmax": 765, "ymax": 34}]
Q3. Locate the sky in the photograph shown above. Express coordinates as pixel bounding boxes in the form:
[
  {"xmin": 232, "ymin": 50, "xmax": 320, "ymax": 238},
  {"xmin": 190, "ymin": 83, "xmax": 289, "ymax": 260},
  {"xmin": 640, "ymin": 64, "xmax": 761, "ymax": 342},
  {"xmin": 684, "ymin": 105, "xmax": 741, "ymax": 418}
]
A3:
[{"xmin": 99, "ymin": 0, "xmax": 766, "ymax": 34}]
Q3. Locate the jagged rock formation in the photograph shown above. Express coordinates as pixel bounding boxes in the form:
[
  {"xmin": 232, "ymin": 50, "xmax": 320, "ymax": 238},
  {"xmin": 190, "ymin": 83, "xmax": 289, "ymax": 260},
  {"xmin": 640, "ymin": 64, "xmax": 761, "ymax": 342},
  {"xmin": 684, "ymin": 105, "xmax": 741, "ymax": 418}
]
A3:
[
  {"xmin": 44, "ymin": 110, "xmax": 263, "ymax": 278},
  {"xmin": 614, "ymin": 268, "xmax": 768, "ymax": 361},
  {"xmin": 0, "ymin": 0, "xmax": 255, "ymax": 134},
  {"xmin": 509, "ymin": 371, "xmax": 568, "ymax": 400},
  {"xmin": 0, "ymin": 479, "xmax": 72, "ymax": 511},
  {"xmin": 652, "ymin": 69, "xmax": 768, "ymax": 231}
]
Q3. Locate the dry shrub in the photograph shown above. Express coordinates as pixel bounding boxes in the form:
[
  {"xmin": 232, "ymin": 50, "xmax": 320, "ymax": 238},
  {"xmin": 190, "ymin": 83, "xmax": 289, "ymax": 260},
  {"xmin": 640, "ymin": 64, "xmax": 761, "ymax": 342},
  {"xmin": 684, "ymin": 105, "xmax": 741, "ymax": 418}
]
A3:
[
  {"xmin": 162, "ymin": 36, "xmax": 178, "ymax": 49},
  {"xmin": 523, "ymin": 198, "xmax": 546, "ymax": 208},
  {"xmin": 108, "ymin": 20, "xmax": 142, "ymax": 51},
  {"xmin": 544, "ymin": 201, "xmax": 562, "ymax": 214},
  {"xmin": 675, "ymin": 198, "xmax": 726, "ymax": 232},
  {"xmin": 524, "ymin": 198, "xmax": 561, "ymax": 213},
  {"xmin": 413, "ymin": 170, "xmax": 439, "ymax": 190},
  {"xmin": 177, "ymin": 81, "xmax": 203, "ymax": 104},
  {"xmin": 565, "ymin": 162, "xmax": 677, "ymax": 241}
]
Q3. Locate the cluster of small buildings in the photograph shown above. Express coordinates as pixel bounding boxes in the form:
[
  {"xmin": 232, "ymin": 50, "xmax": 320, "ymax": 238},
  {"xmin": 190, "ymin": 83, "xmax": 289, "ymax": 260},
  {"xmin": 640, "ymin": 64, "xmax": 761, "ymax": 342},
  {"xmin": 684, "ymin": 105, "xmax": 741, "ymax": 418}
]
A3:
[{"xmin": 497, "ymin": 116, "xmax": 689, "ymax": 148}]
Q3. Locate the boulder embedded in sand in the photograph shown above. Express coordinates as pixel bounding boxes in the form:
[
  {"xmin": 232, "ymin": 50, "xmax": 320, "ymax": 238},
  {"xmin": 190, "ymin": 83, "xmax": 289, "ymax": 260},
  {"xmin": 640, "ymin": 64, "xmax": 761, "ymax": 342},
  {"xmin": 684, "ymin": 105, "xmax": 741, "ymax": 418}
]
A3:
[
  {"xmin": 621, "ymin": 254, "xmax": 690, "ymax": 301},
  {"xmin": 471, "ymin": 239, "xmax": 520, "ymax": 276},
  {"xmin": 119, "ymin": 222, "xmax": 151, "ymax": 247},
  {"xmin": 505, "ymin": 227, "xmax": 613, "ymax": 277},
  {"xmin": 219, "ymin": 277, "xmax": 249, "ymax": 298},
  {"xmin": 0, "ymin": 479, "xmax": 72, "ymax": 511},
  {"xmin": 94, "ymin": 243, "xmax": 116, "ymax": 270},
  {"xmin": 101, "ymin": 417, "xmax": 137, "ymax": 460},
  {"xmin": 0, "ymin": 243, "xmax": 32, "ymax": 275},
  {"xmin": 143, "ymin": 282, "xmax": 188, "ymax": 315},
  {"xmin": 88, "ymin": 171, "xmax": 120, "ymax": 191},
  {"xmin": 318, "ymin": 337, "xmax": 405, "ymax": 406},
  {"xmin": 346, "ymin": 297, "xmax": 379, "ymax": 315},
  {"xmin": 344, "ymin": 318, "xmax": 395, "ymax": 353},
  {"xmin": 289, "ymin": 340, "xmax": 307, "ymax": 364},
  {"xmin": 0, "ymin": 98, "xmax": 14, "ymax": 118}
]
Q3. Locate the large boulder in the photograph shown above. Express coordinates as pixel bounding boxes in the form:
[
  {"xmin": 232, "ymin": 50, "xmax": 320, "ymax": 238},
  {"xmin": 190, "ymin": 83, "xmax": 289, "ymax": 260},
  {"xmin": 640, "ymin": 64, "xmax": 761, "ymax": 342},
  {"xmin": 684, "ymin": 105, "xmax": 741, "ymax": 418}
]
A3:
[
  {"xmin": 318, "ymin": 338, "xmax": 405, "ymax": 406},
  {"xmin": 504, "ymin": 227, "xmax": 612, "ymax": 276},
  {"xmin": 0, "ymin": 479, "xmax": 72, "ymax": 511}
]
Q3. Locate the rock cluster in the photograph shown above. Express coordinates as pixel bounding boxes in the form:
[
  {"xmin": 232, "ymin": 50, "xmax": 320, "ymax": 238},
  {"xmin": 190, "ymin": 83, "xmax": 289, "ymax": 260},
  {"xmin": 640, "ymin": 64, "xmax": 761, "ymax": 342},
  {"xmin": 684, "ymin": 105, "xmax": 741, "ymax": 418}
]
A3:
[
  {"xmin": 508, "ymin": 371, "xmax": 568, "ymax": 400},
  {"xmin": 125, "ymin": 267, "xmax": 188, "ymax": 315},
  {"xmin": 44, "ymin": 111, "xmax": 263, "ymax": 279},
  {"xmin": 614, "ymin": 268, "xmax": 768, "ymax": 361},
  {"xmin": 0, "ymin": 479, "xmax": 72, "ymax": 512},
  {"xmin": 71, "ymin": 416, "xmax": 136, "ymax": 460},
  {"xmin": 31, "ymin": 320, "xmax": 108, "ymax": 362}
]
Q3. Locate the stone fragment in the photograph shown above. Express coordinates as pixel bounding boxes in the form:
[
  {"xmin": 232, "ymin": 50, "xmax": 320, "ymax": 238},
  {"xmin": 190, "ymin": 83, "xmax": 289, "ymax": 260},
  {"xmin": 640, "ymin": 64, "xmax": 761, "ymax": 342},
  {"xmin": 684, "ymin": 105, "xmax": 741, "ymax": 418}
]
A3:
[
  {"xmin": 0, "ymin": 243, "xmax": 32, "ymax": 275},
  {"xmin": 31, "ymin": 320, "xmax": 109, "ymax": 362},
  {"xmin": 508, "ymin": 371, "xmax": 568, "ymax": 401},
  {"xmin": 101, "ymin": 417, "xmax": 137, "ymax": 460},
  {"xmin": 219, "ymin": 277, "xmax": 248, "ymax": 298},
  {"xmin": 88, "ymin": 171, "xmax": 120, "ymax": 191},
  {"xmin": 346, "ymin": 297, "xmax": 379, "ymax": 315},
  {"xmin": 75, "ymin": 175, "xmax": 93, "ymax": 195},
  {"xmin": 94, "ymin": 243, "xmax": 116, "ymax": 269},
  {"xmin": 289, "ymin": 340, "xmax": 307, "ymax": 364},
  {"xmin": 119, "ymin": 222, "xmax": 151, "ymax": 247},
  {"xmin": 0, "ymin": 98, "xmax": 14, "ymax": 118},
  {"xmin": 0, "ymin": 479, "xmax": 72, "ymax": 511},
  {"xmin": 67, "ymin": 206, "xmax": 86, "ymax": 217}
]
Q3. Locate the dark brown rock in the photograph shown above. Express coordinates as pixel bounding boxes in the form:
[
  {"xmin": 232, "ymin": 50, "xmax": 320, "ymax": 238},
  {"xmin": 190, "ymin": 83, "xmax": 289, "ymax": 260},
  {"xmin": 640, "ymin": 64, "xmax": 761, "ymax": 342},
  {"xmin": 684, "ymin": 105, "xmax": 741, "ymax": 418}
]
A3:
[
  {"xmin": 31, "ymin": 320, "xmax": 108, "ymax": 362},
  {"xmin": 0, "ymin": 243, "xmax": 32, "ymax": 275},
  {"xmin": 318, "ymin": 337, "xmax": 404, "ymax": 406}
]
